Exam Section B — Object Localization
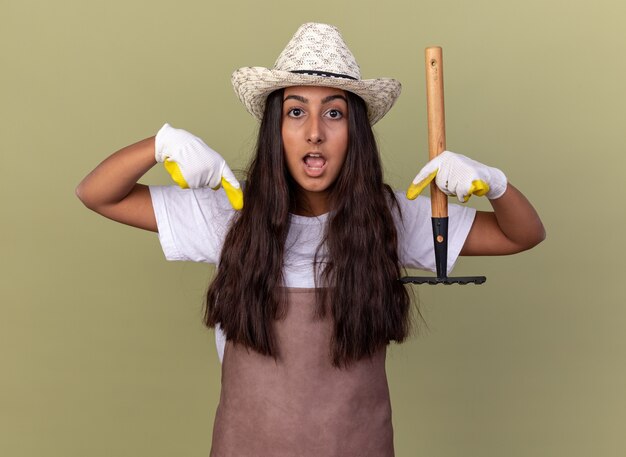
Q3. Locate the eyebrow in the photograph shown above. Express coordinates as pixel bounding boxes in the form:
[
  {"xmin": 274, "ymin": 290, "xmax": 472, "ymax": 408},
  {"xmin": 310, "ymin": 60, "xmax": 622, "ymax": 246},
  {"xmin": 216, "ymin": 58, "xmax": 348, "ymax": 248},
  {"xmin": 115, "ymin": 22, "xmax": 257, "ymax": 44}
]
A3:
[{"xmin": 283, "ymin": 94, "xmax": 348, "ymax": 104}]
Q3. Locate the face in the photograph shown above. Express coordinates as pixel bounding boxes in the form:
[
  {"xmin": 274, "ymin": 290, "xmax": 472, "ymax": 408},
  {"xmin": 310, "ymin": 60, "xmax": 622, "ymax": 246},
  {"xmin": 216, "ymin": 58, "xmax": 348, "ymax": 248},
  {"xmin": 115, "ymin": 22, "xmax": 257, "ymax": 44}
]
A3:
[{"xmin": 281, "ymin": 86, "xmax": 349, "ymax": 213}]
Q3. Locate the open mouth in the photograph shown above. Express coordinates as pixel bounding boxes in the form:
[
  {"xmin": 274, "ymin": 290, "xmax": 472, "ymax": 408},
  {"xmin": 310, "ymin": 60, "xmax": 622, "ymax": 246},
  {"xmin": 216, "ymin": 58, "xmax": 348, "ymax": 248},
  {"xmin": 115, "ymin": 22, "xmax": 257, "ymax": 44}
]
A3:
[{"xmin": 303, "ymin": 153, "xmax": 326, "ymax": 170}]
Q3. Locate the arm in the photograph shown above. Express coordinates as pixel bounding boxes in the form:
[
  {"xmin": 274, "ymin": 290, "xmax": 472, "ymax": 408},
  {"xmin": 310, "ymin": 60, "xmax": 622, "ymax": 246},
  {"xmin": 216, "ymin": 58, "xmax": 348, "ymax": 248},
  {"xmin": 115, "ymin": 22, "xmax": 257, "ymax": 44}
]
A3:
[
  {"xmin": 76, "ymin": 137, "xmax": 158, "ymax": 231},
  {"xmin": 460, "ymin": 183, "xmax": 545, "ymax": 255},
  {"xmin": 407, "ymin": 150, "xmax": 545, "ymax": 257},
  {"xmin": 76, "ymin": 124, "xmax": 244, "ymax": 232}
]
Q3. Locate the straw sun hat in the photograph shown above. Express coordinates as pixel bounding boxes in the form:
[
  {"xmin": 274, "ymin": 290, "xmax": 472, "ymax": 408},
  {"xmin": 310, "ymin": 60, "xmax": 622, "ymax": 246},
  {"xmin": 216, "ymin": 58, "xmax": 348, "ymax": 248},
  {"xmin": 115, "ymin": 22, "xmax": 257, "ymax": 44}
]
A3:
[{"xmin": 231, "ymin": 22, "xmax": 401, "ymax": 125}]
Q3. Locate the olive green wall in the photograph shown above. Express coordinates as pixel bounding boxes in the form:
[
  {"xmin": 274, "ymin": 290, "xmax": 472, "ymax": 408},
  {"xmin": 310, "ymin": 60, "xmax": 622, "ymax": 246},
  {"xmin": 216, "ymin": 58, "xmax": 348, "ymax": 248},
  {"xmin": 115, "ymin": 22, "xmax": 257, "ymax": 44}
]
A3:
[{"xmin": 2, "ymin": 0, "xmax": 625, "ymax": 456}]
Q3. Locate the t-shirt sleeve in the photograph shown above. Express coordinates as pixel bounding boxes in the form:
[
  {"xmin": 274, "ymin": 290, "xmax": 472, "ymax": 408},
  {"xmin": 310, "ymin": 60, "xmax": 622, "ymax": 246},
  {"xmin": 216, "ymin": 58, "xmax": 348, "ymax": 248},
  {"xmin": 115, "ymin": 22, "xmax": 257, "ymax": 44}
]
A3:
[
  {"xmin": 149, "ymin": 185, "xmax": 236, "ymax": 264},
  {"xmin": 394, "ymin": 191, "xmax": 476, "ymax": 274}
]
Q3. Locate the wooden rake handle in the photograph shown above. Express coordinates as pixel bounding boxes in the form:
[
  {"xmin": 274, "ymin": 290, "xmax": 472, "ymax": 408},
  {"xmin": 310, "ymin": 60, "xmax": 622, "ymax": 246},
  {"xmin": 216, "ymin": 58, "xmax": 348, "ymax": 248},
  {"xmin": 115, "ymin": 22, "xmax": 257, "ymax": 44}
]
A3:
[
  {"xmin": 425, "ymin": 46, "xmax": 447, "ymax": 218},
  {"xmin": 399, "ymin": 46, "xmax": 486, "ymax": 285}
]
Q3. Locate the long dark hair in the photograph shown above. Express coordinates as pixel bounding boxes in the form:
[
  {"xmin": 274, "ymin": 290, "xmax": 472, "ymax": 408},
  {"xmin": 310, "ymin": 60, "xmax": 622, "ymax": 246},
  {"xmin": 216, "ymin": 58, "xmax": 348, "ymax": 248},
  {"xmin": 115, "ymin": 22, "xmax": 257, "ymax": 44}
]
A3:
[{"xmin": 205, "ymin": 89, "xmax": 411, "ymax": 367}]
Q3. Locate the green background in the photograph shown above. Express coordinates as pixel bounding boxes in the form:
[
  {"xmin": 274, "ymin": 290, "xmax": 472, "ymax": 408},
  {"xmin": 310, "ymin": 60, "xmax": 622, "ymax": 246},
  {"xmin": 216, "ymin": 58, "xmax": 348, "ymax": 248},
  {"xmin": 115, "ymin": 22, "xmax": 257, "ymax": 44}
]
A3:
[{"xmin": 2, "ymin": 0, "xmax": 625, "ymax": 456}]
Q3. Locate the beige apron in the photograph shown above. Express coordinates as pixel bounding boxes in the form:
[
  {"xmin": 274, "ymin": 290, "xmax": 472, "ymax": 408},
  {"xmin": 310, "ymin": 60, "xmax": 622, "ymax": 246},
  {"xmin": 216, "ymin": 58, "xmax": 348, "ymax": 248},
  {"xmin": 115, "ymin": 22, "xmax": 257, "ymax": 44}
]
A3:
[{"xmin": 210, "ymin": 288, "xmax": 394, "ymax": 457}]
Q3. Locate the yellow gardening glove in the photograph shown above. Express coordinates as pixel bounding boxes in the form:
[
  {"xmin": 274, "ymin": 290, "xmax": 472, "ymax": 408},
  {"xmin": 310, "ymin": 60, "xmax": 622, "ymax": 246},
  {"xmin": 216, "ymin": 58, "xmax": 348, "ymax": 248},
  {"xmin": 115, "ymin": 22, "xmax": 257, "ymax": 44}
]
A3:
[
  {"xmin": 155, "ymin": 123, "xmax": 243, "ymax": 210},
  {"xmin": 407, "ymin": 150, "xmax": 507, "ymax": 203}
]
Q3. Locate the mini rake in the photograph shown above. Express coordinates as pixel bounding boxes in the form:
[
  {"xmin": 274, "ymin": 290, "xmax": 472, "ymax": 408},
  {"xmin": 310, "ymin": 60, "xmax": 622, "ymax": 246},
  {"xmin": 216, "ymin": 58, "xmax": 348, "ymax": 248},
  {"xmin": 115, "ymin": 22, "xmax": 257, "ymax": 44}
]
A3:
[{"xmin": 401, "ymin": 47, "xmax": 486, "ymax": 286}]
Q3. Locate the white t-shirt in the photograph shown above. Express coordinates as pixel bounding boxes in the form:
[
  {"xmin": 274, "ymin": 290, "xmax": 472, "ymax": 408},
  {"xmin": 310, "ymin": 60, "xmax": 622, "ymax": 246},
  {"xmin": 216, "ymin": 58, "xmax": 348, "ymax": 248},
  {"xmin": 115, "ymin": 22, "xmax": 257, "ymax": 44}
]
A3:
[{"xmin": 149, "ymin": 186, "xmax": 476, "ymax": 360}]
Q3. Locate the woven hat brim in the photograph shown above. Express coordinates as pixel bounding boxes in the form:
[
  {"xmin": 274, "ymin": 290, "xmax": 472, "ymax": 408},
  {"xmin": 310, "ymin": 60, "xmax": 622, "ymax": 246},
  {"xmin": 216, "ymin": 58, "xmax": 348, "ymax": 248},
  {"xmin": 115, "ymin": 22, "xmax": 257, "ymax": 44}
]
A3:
[{"xmin": 232, "ymin": 67, "xmax": 401, "ymax": 125}]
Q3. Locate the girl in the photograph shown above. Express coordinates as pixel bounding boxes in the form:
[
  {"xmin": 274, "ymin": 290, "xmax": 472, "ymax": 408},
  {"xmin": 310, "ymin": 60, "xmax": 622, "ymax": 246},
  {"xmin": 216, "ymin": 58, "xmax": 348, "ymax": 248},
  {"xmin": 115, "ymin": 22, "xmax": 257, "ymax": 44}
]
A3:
[{"xmin": 77, "ymin": 23, "xmax": 544, "ymax": 457}]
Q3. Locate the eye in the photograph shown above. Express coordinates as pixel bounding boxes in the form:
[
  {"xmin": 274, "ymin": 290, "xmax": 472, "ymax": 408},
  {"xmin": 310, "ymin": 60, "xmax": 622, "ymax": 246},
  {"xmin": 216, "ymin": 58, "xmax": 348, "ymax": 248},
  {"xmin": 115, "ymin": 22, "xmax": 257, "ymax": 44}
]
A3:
[
  {"xmin": 287, "ymin": 107, "xmax": 304, "ymax": 118},
  {"xmin": 326, "ymin": 109, "xmax": 343, "ymax": 119}
]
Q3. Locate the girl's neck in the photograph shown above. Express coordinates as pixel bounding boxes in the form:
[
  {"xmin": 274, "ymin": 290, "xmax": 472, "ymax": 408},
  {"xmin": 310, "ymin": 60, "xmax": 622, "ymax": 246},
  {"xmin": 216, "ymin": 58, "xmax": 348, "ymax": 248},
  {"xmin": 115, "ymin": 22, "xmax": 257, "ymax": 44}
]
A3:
[{"xmin": 292, "ymin": 190, "xmax": 330, "ymax": 217}]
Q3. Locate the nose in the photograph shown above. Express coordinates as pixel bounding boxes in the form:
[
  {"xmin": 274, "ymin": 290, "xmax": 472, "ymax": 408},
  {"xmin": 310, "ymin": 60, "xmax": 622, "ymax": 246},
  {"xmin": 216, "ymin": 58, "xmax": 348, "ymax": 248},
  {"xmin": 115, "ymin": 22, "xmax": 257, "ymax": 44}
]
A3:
[{"xmin": 306, "ymin": 116, "xmax": 324, "ymax": 145}]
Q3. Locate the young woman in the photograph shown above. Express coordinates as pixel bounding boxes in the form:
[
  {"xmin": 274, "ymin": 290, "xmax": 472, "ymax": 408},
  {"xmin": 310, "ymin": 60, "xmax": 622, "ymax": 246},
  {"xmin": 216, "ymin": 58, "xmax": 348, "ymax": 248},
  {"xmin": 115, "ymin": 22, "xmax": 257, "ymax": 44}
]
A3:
[{"xmin": 77, "ymin": 23, "xmax": 544, "ymax": 457}]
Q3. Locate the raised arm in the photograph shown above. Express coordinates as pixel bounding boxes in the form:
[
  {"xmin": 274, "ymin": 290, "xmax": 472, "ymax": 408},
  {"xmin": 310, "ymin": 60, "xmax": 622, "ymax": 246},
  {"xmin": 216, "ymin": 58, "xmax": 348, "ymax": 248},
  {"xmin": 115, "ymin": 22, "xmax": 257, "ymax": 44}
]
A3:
[
  {"xmin": 407, "ymin": 150, "xmax": 545, "ymax": 256},
  {"xmin": 76, "ymin": 124, "xmax": 244, "ymax": 232},
  {"xmin": 76, "ymin": 136, "xmax": 158, "ymax": 231},
  {"xmin": 460, "ymin": 183, "xmax": 545, "ymax": 255}
]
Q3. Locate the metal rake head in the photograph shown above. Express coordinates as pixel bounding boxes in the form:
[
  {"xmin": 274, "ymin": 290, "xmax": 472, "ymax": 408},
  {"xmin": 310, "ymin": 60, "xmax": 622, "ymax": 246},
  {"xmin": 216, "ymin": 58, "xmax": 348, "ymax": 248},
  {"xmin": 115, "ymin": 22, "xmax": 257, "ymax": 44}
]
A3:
[{"xmin": 399, "ymin": 275, "xmax": 486, "ymax": 285}]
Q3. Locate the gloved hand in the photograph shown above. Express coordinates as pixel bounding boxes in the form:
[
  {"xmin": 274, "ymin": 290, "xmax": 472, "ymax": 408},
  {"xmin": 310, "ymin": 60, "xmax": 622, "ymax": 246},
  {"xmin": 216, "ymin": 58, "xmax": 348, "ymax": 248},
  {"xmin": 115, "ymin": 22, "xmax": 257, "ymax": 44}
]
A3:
[
  {"xmin": 406, "ymin": 150, "xmax": 507, "ymax": 203},
  {"xmin": 155, "ymin": 123, "xmax": 243, "ymax": 210}
]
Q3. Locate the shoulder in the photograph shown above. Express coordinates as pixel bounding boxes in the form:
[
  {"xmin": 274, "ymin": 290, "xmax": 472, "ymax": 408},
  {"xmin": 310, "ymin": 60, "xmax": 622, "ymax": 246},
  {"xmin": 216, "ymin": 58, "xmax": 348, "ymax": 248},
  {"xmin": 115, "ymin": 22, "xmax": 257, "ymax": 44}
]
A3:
[
  {"xmin": 150, "ymin": 185, "xmax": 234, "ymax": 216},
  {"xmin": 149, "ymin": 185, "xmax": 236, "ymax": 263},
  {"xmin": 388, "ymin": 190, "xmax": 430, "ymax": 224}
]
